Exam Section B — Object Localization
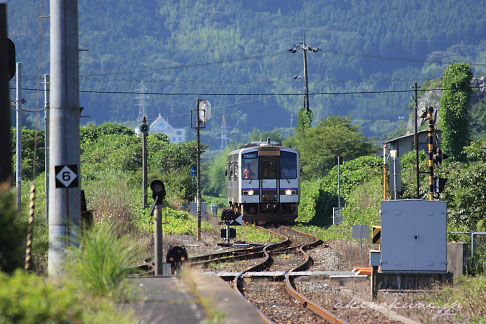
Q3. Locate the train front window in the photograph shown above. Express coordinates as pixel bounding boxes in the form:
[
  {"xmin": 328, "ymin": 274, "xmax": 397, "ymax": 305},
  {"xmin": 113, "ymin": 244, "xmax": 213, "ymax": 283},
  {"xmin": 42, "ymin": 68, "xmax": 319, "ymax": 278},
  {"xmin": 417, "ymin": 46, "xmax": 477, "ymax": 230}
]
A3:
[
  {"xmin": 242, "ymin": 152, "xmax": 258, "ymax": 180},
  {"xmin": 280, "ymin": 151, "xmax": 297, "ymax": 179},
  {"xmin": 262, "ymin": 159, "xmax": 277, "ymax": 179}
]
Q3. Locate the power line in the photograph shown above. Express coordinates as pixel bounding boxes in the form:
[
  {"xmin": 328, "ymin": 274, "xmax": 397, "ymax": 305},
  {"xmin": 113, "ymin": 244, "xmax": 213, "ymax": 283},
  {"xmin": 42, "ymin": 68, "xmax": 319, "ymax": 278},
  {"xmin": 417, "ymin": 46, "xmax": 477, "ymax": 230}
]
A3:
[
  {"xmin": 319, "ymin": 49, "xmax": 486, "ymax": 67},
  {"xmin": 12, "ymin": 86, "xmax": 482, "ymax": 96},
  {"xmin": 77, "ymin": 50, "xmax": 289, "ymax": 78}
]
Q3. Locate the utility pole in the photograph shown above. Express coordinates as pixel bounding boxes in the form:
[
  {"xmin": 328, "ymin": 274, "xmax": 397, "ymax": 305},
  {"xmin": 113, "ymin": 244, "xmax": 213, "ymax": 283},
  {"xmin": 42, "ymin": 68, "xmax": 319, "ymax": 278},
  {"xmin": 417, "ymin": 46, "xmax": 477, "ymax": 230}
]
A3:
[
  {"xmin": 154, "ymin": 203, "xmax": 163, "ymax": 275},
  {"xmin": 414, "ymin": 83, "xmax": 420, "ymax": 199},
  {"xmin": 142, "ymin": 116, "xmax": 147, "ymax": 208},
  {"xmin": 289, "ymin": 113, "xmax": 294, "ymax": 137},
  {"xmin": 0, "ymin": 2, "xmax": 12, "ymax": 185},
  {"xmin": 15, "ymin": 62, "xmax": 22, "ymax": 210},
  {"xmin": 337, "ymin": 156, "xmax": 341, "ymax": 209},
  {"xmin": 289, "ymin": 33, "xmax": 320, "ymax": 113},
  {"xmin": 427, "ymin": 107, "xmax": 435, "ymax": 201},
  {"xmin": 383, "ymin": 144, "xmax": 387, "ymax": 200},
  {"xmin": 196, "ymin": 98, "xmax": 202, "ymax": 241},
  {"xmin": 48, "ymin": 0, "xmax": 81, "ymax": 277},
  {"xmin": 44, "ymin": 74, "xmax": 50, "ymax": 221},
  {"xmin": 192, "ymin": 98, "xmax": 211, "ymax": 241},
  {"xmin": 220, "ymin": 115, "xmax": 228, "ymax": 150}
]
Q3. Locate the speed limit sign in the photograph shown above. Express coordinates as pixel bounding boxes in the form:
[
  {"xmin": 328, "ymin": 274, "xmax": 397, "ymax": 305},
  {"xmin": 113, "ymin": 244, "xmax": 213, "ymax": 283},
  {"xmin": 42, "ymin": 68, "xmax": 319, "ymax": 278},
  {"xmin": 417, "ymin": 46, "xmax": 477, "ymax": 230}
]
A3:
[{"xmin": 55, "ymin": 165, "xmax": 78, "ymax": 188}]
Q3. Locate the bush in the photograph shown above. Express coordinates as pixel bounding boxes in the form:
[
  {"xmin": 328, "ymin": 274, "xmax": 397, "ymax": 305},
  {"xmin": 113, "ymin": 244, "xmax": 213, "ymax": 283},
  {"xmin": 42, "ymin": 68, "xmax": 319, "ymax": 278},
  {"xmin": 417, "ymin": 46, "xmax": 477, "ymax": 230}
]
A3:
[
  {"xmin": 296, "ymin": 155, "xmax": 381, "ymax": 226},
  {"xmin": 64, "ymin": 223, "xmax": 140, "ymax": 299},
  {"xmin": 0, "ymin": 270, "xmax": 136, "ymax": 324},
  {"xmin": 0, "ymin": 188, "xmax": 26, "ymax": 273}
]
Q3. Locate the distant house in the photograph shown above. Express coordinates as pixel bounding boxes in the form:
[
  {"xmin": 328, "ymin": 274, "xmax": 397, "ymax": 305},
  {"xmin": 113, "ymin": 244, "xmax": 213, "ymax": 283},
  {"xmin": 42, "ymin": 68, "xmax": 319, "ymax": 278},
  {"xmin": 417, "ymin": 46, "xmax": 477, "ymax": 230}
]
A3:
[
  {"xmin": 136, "ymin": 114, "xmax": 186, "ymax": 143},
  {"xmin": 384, "ymin": 129, "xmax": 442, "ymax": 158},
  {"xmin": 384, "ymin": 129, "xmax": 442, "ymax": 192}
]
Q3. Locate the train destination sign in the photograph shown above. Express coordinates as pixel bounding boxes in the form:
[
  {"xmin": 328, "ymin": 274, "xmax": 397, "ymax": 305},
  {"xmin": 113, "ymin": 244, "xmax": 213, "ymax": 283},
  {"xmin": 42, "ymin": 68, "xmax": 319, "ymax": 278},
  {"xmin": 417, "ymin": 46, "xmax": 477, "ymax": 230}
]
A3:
[{"xmin": 55, "ymin": 165, "xmax": 78, "ymax": 188}]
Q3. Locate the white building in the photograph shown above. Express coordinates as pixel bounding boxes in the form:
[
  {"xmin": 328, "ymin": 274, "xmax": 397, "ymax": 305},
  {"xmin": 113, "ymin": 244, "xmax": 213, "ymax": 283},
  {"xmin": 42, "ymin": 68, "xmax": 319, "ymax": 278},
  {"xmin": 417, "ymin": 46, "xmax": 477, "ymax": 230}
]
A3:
[{"xmin": 136, "ymin": 114, "xmax": 186, "ymax": 143}]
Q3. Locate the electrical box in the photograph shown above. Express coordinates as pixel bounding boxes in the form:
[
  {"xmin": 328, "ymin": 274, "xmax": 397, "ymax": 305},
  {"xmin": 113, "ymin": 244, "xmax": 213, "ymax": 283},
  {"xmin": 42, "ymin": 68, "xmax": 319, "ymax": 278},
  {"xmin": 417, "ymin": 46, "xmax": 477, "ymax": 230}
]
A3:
[
  {"xmin": 380, "ymin": 200, "xmax": 447, "ymax": 272},
  {"xmin": 369, "ymin": 250, "xmax": 381, "ymax": 267}
]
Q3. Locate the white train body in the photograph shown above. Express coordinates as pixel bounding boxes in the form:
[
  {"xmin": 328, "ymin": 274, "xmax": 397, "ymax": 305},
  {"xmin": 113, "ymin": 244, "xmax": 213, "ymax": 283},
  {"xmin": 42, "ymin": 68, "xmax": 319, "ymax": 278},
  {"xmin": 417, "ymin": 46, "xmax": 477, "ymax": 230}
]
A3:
[{"xmin": 227, "ymin": 141, "xmax": 299, "ymax": 223}]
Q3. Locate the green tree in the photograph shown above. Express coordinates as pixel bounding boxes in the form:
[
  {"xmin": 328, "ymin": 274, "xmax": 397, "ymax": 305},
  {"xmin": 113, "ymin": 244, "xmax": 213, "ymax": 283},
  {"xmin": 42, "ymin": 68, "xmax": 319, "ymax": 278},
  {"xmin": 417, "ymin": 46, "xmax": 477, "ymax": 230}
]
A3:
[
  {"xmin": 202, "ymin": 148, "xmax": 230, "ymax": 197},
  {"xmin": 438, "ymin": 63, "xmax": 473, "ymax": 160},
  {"xmin": 11, "ymin": 127, "xmax": 45, "ymax": 181},
  {"xmin": 248, "ymin": 128, "xmax": 284, "ymax": 144},
  {"xmin": 297, "ymin": 116, "xmax": 376, "ymax": 178},
  {"xmin": 80, "ymin": 123, "xmax": 134, "ymax": 146},
  {"xmin": 470, "ymin": 99, "xmax": 486, "ymax": 139},
  {"xmin": 440, "ymin": 139, "xmax": 486, "ymax": 230},
  {"xmin": 296, "ymin": 107, "xmax": 312, "ymax": 136}
]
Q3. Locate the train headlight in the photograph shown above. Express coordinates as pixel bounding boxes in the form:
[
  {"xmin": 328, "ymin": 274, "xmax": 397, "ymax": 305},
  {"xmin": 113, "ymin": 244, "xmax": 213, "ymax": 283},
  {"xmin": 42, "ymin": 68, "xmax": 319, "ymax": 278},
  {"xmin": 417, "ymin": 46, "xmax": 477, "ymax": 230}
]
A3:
[
  {"xmin": 285, "ymin": 189, "xmax": 296, "ymax": 196},
  {"xmin": 248, "ymin": 190, "xmax": 254, "ymax": 196}
]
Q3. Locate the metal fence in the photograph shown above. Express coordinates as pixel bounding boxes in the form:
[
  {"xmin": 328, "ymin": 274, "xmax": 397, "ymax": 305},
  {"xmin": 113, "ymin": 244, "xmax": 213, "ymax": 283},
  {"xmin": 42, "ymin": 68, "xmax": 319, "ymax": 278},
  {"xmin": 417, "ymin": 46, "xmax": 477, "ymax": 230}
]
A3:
[{"xmin": 450, "ymin": 231, "xmax": 486, "ymax": 274}]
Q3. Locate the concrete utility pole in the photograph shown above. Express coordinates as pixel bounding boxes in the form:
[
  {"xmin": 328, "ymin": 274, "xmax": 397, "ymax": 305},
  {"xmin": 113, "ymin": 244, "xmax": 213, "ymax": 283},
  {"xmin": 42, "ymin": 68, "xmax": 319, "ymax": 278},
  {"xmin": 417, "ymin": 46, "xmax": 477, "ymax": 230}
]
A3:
[
  {"xmin": 154, "ymin": 203, "xmax": 163, "ymax": 275},
  {"xmin": 337, "ymin": 156, "xmax": 341, "ymax": 209},
  {"xmin": 289, "ymin": 33, "xmax": 320, "ymax": 113},
  {"xmin": 142, "ymin": 116, "xmax": 147, "ymax": 208},
  {"xmin": 427, "ymin": 107, "xmax": 435, "ymax": 201},
  {"xmin": 196, "ymin": 98, "xmax": 202, "ymax": 241},
  {"xmin": 414, "ymin": 83, "xmax": 420, "ymax": 199},
  {"xmin": 48, "ymin": 0, "xmax": 81, "ymax": 276},
  {"xmin": 15, "ymin": 62, "xmax": 22, "ymax": 209},
  {"xmin": 44, "ymin": 74, "xmax": 50, "ymax": 221},
  {"xmin": 0, "ymin": 1, "xmax": 12, "ymax": 185}
]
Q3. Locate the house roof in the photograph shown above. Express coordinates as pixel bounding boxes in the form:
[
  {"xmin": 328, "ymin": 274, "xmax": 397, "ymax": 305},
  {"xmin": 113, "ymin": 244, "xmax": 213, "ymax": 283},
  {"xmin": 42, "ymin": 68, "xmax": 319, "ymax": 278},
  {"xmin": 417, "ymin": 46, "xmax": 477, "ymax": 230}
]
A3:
[
  {"xmin": 149, "ymin": 113, "xmax": 173, "ymax": 132},
  {"xmin": 385, "ymin": 129, "xmax": 441, "ymax": 144}
]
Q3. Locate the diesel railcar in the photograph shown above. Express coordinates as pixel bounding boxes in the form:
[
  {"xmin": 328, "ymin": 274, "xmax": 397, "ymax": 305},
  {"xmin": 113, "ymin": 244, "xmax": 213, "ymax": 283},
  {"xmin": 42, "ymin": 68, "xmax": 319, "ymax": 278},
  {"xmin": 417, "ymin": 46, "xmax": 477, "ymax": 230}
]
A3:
[{"xmin": 226, "ymin": 139, "xmax": 299, "ymax": 223}]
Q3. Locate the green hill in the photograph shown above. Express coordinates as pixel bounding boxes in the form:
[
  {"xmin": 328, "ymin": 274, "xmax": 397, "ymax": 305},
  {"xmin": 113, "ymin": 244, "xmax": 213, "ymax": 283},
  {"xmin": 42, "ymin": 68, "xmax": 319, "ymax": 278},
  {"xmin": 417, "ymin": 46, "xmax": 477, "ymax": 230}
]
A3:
[{"xmin": 7, "ymin": 0, "xmax": 486, "ymax": 147}]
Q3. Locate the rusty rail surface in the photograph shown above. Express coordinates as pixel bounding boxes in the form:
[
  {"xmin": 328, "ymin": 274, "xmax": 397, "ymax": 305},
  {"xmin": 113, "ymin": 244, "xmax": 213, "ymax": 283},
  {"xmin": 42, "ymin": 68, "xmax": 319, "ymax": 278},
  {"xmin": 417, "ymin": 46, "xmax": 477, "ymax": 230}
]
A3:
[
  {"xmin": 282, "ymin": 226, "xmax": 350, "ymax": 324},
  {"xmin": 232, "ymin": 226, "xmax": 289, "ymax": 324},
  {"xmin": 232, "ymin": 225, "xmax": 349, "ymax": 324},
  {"xmin": 189, "ymin": 245, "xmax": 265, "ymax": 263}
]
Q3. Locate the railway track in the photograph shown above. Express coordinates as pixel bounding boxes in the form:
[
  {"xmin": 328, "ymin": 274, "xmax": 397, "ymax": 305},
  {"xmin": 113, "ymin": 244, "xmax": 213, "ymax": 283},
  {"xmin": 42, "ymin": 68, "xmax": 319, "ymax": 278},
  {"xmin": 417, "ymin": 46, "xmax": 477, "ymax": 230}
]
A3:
[
  {"xmin": 229, "ymin": 225, "xmax": 349, "ymax": 324},
  {"xmin": 146, "ymin": 225, "xmax": 408, "ymax": 323}
]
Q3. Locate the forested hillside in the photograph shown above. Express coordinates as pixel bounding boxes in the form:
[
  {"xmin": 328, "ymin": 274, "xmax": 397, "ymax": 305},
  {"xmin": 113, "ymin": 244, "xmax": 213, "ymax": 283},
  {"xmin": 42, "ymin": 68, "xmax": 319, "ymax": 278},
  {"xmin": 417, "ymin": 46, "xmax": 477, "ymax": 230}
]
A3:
[{"xmin": 7, "ymin": 0, "xmax": 486, "ymax": 146}]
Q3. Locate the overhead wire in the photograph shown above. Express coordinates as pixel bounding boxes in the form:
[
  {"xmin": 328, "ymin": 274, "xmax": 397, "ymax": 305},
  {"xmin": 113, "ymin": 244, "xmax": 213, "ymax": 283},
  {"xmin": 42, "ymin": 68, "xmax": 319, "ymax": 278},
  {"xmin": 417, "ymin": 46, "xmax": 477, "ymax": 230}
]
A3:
[
  {"xmin": 12, "ymin": 85, "xmax": 482, "ymax": 97},
  {"xmin": 318, "ymin": 49, "xmax": 486, "ymax": 67},
  {"xmin": 78, "ymin": 50, "xmax": 290, "ymax": 77}
]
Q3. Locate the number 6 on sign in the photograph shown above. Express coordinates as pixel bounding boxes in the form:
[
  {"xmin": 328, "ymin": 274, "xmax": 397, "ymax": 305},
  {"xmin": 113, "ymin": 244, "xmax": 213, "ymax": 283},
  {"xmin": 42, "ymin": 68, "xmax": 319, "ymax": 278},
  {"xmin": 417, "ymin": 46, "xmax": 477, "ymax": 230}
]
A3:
[
  {"xmin": 63, "ymin": 172, "xmax": 71, "ymax": 181},
  {"xmin": 55, "ymin": 165, "xmax": 78, "ymax": 188}
]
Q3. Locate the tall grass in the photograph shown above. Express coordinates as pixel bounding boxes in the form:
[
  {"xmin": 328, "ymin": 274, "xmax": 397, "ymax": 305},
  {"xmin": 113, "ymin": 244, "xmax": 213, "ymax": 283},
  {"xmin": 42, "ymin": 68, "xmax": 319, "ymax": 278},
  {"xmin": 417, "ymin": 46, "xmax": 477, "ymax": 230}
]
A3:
[
  {"xmin": 64, "ymin": 222, "xmax": 139, "ymax": 299},
  {"xmin": 430, "ymin": 275, "xmax": 486, "ymax": 321}
]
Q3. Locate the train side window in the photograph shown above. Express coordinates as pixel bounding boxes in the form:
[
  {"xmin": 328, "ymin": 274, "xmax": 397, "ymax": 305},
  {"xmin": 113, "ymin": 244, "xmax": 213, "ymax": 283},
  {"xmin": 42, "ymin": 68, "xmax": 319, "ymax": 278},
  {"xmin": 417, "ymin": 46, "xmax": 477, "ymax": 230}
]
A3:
[{"xmin": 280, "ymin": 151, "xmax": 297, "ymax": 179}]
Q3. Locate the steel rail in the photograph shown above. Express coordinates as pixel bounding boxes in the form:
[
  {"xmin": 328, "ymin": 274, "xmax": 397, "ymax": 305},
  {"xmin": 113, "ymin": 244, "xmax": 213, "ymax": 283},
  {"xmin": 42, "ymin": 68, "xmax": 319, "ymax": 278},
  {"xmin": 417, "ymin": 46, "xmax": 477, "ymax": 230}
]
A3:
[
  {"xmin": 282, "ymin": 226, "xmax": 350, "ymax": 324},
  {"xmin": 231, "ymin": 225, "xmax": 324, "ymax": 324},
  {"xmin": 189, "ymin": 245, "xmax": 265, "ymax": 263},
  {"xmin": 190, "ymin": 243, "xmax": 314, "ymax": 267},
  {"xmin": 232, "ymin": 226, "xmax": 289, "ymax": 324}
]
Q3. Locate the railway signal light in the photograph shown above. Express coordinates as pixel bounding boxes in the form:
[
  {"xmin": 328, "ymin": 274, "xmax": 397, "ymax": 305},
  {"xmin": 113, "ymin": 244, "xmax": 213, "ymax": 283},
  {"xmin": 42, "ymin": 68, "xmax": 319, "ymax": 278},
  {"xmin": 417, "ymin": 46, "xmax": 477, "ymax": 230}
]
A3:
[
  {"xmin": 139, "ymin": 122, "xmax": 149, "ymax": 134},
  {"xmin": 432, "ymin": 148, "xmax": 449, "ymax": 167},
  {"xmin": 150, "ymin": 180, "xmax": 166, "ymax": 204},
  {"xmin": 221, "ymin": 227, "xmax": 236, "ymax": 240}
]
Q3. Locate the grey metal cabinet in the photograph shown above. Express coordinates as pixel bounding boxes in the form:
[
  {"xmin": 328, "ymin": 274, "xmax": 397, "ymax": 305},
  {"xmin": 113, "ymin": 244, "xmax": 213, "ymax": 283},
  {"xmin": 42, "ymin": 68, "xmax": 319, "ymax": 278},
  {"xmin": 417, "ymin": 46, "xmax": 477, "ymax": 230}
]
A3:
[{"xmin": 380, "ymin": 200, "xmax": 447, "ymax": 272}]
